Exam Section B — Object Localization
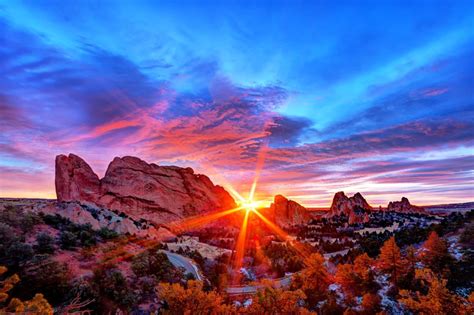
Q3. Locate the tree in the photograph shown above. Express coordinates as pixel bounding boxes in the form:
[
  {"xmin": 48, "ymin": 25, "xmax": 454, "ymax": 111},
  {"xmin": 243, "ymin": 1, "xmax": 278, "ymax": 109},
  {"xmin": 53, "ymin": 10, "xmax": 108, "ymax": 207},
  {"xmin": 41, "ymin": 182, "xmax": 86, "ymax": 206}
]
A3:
[
  {"xmin": 335, "ymin": 254, "xmax": 377, "ymax": 302},
  {"xmin": 247, "ymin": 279, "xmax": 307, "ymax": 314},
  {"xmin": 157, "ymin": 280, "xmax": 235, "ymax": 314},
  {"xmin": 377, "ymin": 237, "xmax": 404, "ymax": 284},
  {"xmin": 0, "ymin": 265, "xmax": 53, "ymax": 315},
  {"xmin": 292, "ymin": 253, "xmax": 331, "ymax": 306},
  {"xmin": 361, "ymin": 293, "xmax": 381, "ymax": 314},
  {"xmin": 399, "ymin": 268, "xmax": 470, "ymax": 315},
  {"xmin": 420, "ymin": 231, "xmax": 452, "ymax": 274}
]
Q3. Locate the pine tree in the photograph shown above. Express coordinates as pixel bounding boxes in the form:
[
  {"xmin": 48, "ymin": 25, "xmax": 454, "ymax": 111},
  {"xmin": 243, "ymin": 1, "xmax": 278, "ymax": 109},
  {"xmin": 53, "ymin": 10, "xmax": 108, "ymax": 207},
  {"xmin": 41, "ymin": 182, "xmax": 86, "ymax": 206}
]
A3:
[
  {"xmin": 335, "ymin": 253, "xmax": 376, "ymax": 301},
  {"xmin": 420, "ymin": 231, "xmax": 452, "ymax": 274},
  {"xmin": 378, "ymin": 237, "xmax": 405, "ymax": 284},
  {"xmin": 399, "ymin": 268, "xmax": 470, "ymax": 315},
  {"xmin": 157, "ymin": 280, "xmax": 235, "ymax": 314},
  {"xmin": 247, "ymin": 279, "xmax": 308, "ymax": 314},
  {"xmin": 293, "ymin": 253, "xmax": 331, "ymax": 306}
]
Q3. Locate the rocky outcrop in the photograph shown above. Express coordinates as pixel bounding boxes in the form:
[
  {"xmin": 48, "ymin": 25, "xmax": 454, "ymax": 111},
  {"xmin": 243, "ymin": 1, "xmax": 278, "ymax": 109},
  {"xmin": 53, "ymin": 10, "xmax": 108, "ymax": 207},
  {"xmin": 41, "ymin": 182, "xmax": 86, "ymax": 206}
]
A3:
[
  {"xmin": 269, "ymin": 195, "xmax": 311, "ymax": 227},
  {"xmin": 327, "ymin": 191, "xmax": 373, "ymax": 217},
  {"xmin": 55, "ymin": 154, "xmax": 236, "ymax": 225},
  {"xmin": 55, "ymin": 154, "xmax": 101, "ymax": 202},
  {"xmin": 387, "ymin": 197, "xmax": 426, "ymax": 214},
  {"xmin": 325, "ymin": 192, "xmax": 373, "ymax": 224}
]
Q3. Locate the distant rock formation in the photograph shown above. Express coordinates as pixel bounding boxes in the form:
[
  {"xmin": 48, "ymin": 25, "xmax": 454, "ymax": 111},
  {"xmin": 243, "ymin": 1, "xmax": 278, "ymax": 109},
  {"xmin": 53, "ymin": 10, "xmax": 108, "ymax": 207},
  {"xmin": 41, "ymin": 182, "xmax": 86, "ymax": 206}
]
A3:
[
  {"xmin": 326, "ymin": 191, "xmax": 373, "ymax": 224},
  {"xmin": 328, "ymin": 191, "xmax": 373, "ymax": 217},
  {"xmin": 269, "ymin": 195, "xmax": 311, "ymax": 227},
  {"xmin": 387, "ymin": 197, "xmax": 426, "ymax": 214},
  {"xmin": 55, "ymin": 154, "xmax": 236, "ymax": 225}
]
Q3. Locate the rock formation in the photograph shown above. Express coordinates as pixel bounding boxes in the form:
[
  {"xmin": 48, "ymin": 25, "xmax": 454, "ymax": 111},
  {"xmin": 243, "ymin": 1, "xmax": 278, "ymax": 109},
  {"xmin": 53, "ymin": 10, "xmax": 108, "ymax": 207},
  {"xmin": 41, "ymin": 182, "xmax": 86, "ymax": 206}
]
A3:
[
  {"xmin": 387, "ymin": 197, "xmax": 426, "ymax": 213},
  {"xmin": 327, "ymin": 191, "xmax": 373, "ymax": 217},
  {"xmin": 269, "ymin": 195, "xmax": 311, "ymax": 227},
  {"xmin": 55, "ymin": 154, "xmax": 236, "ymax": 225},
  {"xmin": 325, "ymin": 191, "xmax": 373, "ymax": 224}
]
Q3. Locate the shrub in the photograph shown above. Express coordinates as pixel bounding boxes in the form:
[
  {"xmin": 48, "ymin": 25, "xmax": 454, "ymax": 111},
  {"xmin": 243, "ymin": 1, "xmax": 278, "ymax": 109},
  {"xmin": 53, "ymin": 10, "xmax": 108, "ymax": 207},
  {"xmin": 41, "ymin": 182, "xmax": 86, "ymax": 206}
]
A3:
[
  {"xmin": 35, "ymin": 233, "xmax": 55, "ymax": 254},
  {"xmin": 131, "ymin": 247, "xmax": 175, "ymax": 282},
  {"xmin": 59, "ymin": 231, "xmax": 77, "ymax": 249}
]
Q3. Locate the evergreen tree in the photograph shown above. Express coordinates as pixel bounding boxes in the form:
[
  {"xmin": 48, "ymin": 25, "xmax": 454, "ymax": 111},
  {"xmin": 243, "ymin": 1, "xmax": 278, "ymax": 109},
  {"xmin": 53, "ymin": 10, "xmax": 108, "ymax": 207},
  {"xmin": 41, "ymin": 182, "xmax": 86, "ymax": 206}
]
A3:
[{"xmin": 378, "ymin": 237, "xmax": 404, "ymax": 284}]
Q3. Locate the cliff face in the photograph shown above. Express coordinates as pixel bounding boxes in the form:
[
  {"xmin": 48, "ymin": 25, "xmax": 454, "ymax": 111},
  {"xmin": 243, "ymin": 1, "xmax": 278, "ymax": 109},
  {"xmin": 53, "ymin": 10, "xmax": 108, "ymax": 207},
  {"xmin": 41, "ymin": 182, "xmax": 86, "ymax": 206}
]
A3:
[
  {"xmin": 269, "ymin": 195, "xmax": 311, "ymax": 227},
  {"xmin": 55, "ymin": 154, "xmax": 236, "ymax": 224},
  {"xmin": 387, "ymin": 197, "xmax": 426, "ymax": 214}
]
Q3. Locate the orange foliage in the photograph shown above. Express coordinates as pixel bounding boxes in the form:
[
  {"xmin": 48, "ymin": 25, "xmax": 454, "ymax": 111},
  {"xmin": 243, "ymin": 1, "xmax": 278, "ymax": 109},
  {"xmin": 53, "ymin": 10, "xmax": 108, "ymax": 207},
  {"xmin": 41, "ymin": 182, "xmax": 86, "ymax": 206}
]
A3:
[
  {"xmin": 246, "ymin": 279, "xmax": 309, "ymax": 314},
  {"xmin": 0, "ymin": 265, "xmax": 53, "ymax": 315},
  {"xmin": 335, "ymin": 253, "xmax": 375, "ymax": 301},
  {"xmin": 377, "ymin": 237, "xmax": 405, "ymax": 284},
  {"xmin": 399, "ymin": 268, "xmax": 471, "ymax": 315},
  {"xmin": 420, "ymin": 231, "xmax": 452, "ymax": 274},
  {"xmin": 293, "ymin": 253, "xmax": 331, "ymax": 305},
  {"xmin": 157, "ymin": 280, "xmax": 235, "ymax": 314}
]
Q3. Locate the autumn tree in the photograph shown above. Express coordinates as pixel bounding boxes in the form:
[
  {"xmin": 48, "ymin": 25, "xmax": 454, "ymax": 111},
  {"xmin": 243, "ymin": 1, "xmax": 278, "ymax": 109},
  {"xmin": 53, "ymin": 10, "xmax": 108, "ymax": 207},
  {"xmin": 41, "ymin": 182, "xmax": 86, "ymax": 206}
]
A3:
[
  {"xmin": 419, "ymin": 231, "xmax": 452, "ymax": 274},
  {"xmin": 377, "ymin": 237, "xmax": 405, "ymax": 284},
  {"xmin": 157, "ymin": 280, "xmax": 235, "ymax": 314},
  {"xmin": 0, "ymin": 265, "xmax": 53, "ymax": 315},
  {"xmin": 245, "ymin": 279, "xmax": 308, "ymax": 314},
  {"xmin": 360, "ymin": 293, "xmax": 381, "ymax": 315},
  {"xmin": 399, "ymin": 268, "xmax": 470, "ymax": 315},
  {"xmin": 335, "ymin": 253, "xmax": 377, "ymax": 303},
  {"xmin": 292, "ymin": 253, "xmax": 331, "ymax": 306}
]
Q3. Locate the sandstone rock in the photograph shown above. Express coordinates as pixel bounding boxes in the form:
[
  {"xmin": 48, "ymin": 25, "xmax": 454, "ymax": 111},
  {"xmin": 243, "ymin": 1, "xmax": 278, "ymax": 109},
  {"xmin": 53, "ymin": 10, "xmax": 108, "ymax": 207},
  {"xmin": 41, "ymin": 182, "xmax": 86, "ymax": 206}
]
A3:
[
  {"xmin": 55, "ymin": 154, "xmax": 236, "ymax": 225},
  {"xmin": 55, "ymin": 154, "xmax": 101, "ymax": 202},
  {"xmin": 387, "ymin": 197, "xmax": 426, "ymax": 213},
  {"xmin": 269, "ymin": 195, "xmax": 311, "ymax": 227},
  {"xmin": 328, "ymin": 191, "xmax": 373, "ymax": 217}
]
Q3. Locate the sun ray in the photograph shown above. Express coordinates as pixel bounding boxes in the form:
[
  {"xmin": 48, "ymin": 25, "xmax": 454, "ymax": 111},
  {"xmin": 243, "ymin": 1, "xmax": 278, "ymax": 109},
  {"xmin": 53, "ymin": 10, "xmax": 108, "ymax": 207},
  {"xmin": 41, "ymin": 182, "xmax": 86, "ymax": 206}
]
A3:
[
  {"xmin": 249, "ymin": 141, "xmax": 268, "ymax": 201},
  {"xmin": 252, "ymin": 209, "xmax": 311, "ymax": 261},
  {"xmin": 232, "ymin": 209, "xmax": 251, "ymax": 284},
  {"xmin": 167, "ymin": 206, "xmax": 244, "ymax": 234}
]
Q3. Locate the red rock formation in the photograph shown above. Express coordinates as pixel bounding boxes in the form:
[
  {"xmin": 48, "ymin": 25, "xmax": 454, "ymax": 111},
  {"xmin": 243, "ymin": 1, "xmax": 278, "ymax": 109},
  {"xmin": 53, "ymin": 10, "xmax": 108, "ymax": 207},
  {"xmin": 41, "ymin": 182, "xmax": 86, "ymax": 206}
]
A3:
[
  {"xmin": 55, "ymin": 154, "xmax": 101, "ymax": 202},
  {"xmin": 387, "ymin": 197, "xmax": 426, "ymax": 213},
  {"xmin": 55, "ymin": 154, "xmax": 236, "ymax": 224},
  {"xmin": 328, "ymin": 191, "xmax": 373, "ymax": 217},
  {"xmin": 269, "ymin": 195, "xmax": 311, "ymax": 227}
]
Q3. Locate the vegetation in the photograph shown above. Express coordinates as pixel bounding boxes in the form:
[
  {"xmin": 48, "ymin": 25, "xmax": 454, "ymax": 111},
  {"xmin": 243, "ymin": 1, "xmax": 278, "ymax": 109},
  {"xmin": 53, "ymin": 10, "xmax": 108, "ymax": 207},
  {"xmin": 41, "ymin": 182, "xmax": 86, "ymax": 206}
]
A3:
[
  {"xmin": 0, "ymin": 265, "xmax": 53, "ymax": 315},
  {"xmin": 0, "ymin": 202, "xmax": 472, "ymax": 313}
]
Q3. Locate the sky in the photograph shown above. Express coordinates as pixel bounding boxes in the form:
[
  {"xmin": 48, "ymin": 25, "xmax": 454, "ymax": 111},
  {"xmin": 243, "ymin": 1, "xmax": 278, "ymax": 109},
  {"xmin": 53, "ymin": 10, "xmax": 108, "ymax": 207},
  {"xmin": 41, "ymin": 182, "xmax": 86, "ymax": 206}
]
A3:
[{"xmin": 0, "ymin": 0, "xmax": 473, "ymax": 207}]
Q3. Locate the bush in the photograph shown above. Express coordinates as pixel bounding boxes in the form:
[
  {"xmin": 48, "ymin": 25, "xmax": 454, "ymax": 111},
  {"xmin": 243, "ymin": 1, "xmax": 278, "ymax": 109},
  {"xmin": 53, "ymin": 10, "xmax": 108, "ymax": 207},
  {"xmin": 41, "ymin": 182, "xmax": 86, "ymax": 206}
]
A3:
[
  {"xmin": 14, "ymin": 259, "xmax": 72, "ymax": 305},
  {"xmin": 6, "ymin": 242, "xmax": 34, "ymax": 268},
  {"xmin": 131, "ymin": 247, "xmax": 175, "ymax": 282},
  {"xmin": 59, "ymin": 231, "xmax": 77, "ymax": 249},
  {"xmin": 98, "ymin": 227, "xmax": 118, "ymax": 240},
  {"xmin": 35, "ymin": 233, "xmax": 55, "ymax": 254},
  {"xmin": 92, "ymin": 266, "xmax": 137, "ymax": 311}
]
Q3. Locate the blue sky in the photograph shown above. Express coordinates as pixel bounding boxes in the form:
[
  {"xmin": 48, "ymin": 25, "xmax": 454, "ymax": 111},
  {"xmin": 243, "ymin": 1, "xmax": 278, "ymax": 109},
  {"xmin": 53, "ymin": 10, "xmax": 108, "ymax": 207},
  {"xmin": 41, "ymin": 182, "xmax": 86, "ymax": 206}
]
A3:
[{"xmin": 0, "ymin": 0, "xmax": 473, "ymax": 206}]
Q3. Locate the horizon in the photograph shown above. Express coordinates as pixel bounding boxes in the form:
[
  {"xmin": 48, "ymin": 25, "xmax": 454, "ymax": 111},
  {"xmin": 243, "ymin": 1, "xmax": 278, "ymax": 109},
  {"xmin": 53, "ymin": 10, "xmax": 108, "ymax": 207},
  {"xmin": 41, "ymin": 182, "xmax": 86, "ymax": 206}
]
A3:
[{"xmin": 1, "ymin": 1, "xmax": 474, "ymax": 207}]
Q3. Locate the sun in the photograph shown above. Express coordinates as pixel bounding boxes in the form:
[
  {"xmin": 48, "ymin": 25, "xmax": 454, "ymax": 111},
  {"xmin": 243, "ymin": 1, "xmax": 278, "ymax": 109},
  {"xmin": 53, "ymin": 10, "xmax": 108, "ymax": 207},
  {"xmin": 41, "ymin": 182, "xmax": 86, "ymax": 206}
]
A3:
[{"xmin": 240, "ymin": 199, "xmax": 263, "ymax": 213}]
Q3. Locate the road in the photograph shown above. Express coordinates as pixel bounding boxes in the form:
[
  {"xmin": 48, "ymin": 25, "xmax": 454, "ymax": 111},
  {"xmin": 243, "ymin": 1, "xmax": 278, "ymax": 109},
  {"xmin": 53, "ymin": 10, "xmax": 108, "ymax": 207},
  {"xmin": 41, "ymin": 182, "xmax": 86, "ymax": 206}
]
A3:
[
  {"xmin": 163, "ymin": 250, "xmax": 203, "ymax": 281},
  {"xmin": 225, "ymin": 274, "xmax": 294, "ymax": 295},
  {"xmin": 162, "ymin": 249, "xmax": 349, "ymax": 296}
]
